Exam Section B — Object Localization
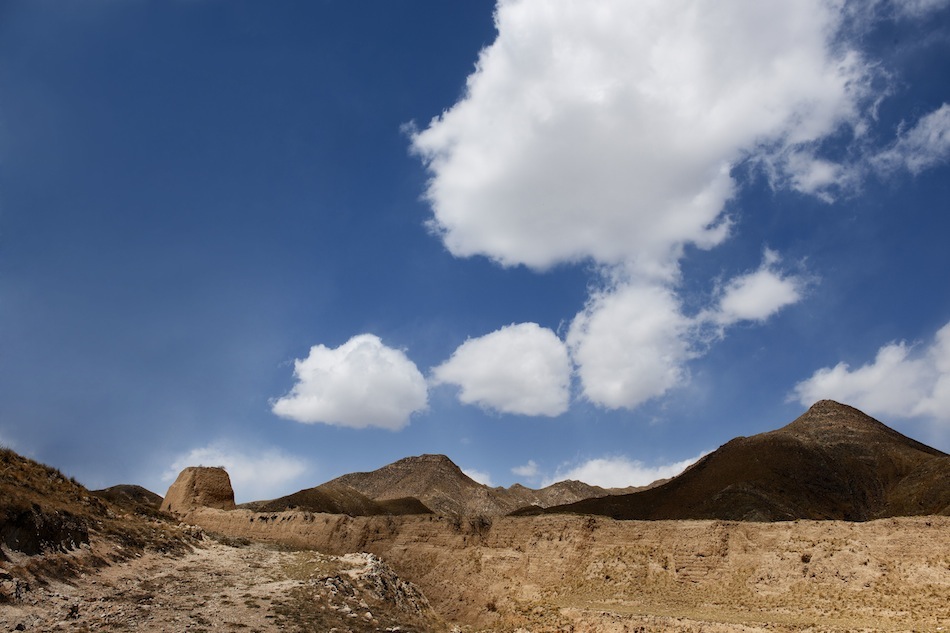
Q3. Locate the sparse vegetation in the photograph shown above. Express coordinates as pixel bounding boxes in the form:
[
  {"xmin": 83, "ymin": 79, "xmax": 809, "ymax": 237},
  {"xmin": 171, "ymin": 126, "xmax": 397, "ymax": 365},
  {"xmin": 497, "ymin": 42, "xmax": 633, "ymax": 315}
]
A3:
[{"xmin": 2, "ymin": 402, "xmax": 949, "ymax": 632}]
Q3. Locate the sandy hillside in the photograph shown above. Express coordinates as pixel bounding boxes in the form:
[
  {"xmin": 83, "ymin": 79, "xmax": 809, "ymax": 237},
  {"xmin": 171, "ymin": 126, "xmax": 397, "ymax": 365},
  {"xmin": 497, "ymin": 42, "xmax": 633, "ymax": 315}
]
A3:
[
  {"xmin": 179, "ymin": 509, "xmax": 950, "ymax": 632},
  {"xmin": 2, "ymin": 511, "xmax": 948, "ymax": 632}
]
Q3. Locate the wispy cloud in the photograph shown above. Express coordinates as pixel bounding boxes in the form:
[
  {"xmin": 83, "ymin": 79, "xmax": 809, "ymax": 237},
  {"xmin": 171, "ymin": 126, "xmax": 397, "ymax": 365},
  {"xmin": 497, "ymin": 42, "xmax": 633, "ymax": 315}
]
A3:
[
  {"xmin": 512, "ymin": 460, "xmax": 539, "ymax": 479},
  {"xmin": 890, "ymin": 0, "xmax": 950, "ymax": 19},
  {"xmin": 873, "ymin": 104, "xmax": 950, "ymax": 176}
]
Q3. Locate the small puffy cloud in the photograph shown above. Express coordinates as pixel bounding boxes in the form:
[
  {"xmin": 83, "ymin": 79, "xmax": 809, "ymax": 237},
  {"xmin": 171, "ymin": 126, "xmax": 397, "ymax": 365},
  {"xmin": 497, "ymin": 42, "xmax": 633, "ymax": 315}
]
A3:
[
  {"xmin": 512, "ymin": 460, "xmax": 539, "ymax": 478},
  {"xmin": 543, "ymin": 453, "xmax": 706, "ymax": 489},
  {"xmin": 432, "ymin": 323, "xmax": 570, "ymax": 416},
  {"xmin": 463, "ymin": 468, "xmax": 495, "ymax": 487},
  {"xmin": 272, "ymin": 334, "xmax": 428, "ymax": 430},
  {"xmin": 161, "ymin": 442, "xmax": 310, "ymax": 503},
  {"xmin": 411, "ymin": 0, "xmax": 875, "ymax": 274},
  {"xmin": 567, "ymin": 281, "xmax": 691, "ymax": 409},
  {"xmin": 792, "ymin": 320, "xmax": 950, "ymax": 422},
  {"xmin": 873, "ymin": 104, "xmax": 950, "ymax": 176},
  {"xmin": 711, "ymin": 251, "xmax": 804, "ymax": 326},
  {"xmin": 779, "ymin": 152, "xmax": 851, "ymax": 201}
]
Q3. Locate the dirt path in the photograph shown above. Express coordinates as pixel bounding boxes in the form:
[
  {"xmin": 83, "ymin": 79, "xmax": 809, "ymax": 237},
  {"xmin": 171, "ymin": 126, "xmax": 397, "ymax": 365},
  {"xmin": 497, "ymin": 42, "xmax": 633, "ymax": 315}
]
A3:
[
  {"xmin": 1, "ymin": 541, "xmax": 295, "ymax": 631},
  {"xmin": 0, "ymin": 539, "xmax": 442, "ymax": 632}
]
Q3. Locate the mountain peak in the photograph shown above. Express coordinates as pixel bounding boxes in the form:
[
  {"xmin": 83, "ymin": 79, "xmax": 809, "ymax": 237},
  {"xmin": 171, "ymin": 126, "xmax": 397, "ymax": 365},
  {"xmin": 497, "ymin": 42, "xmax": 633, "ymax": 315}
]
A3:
[
  {"xmin": 389, "ymin": 454, "xmax": 465, "ymax": 475},
  {"xmin": 807, "ymin": 399, "xmax": 855, "ymax": 414},
  {"xmin": 780, "ymin": 399, "xmax": 891, "ymax": 439},
  {"xmin": 533, "ymin": 401, "xmax": 949, "ymax": 521},
  {"xmin": 405, "ymin": 453, "xmax": 457, "ymax": 464}
]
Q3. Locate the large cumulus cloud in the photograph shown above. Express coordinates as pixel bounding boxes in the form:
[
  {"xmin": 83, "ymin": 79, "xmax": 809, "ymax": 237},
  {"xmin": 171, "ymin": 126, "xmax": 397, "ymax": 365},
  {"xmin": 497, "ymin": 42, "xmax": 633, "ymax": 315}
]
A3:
[
  {"xmin": 411, "ymin": 0, "xmax": 875, "ymax": 274},
  {"xmin": 409, "ymin": 0, "xmax": 879, "ymax": 409}
]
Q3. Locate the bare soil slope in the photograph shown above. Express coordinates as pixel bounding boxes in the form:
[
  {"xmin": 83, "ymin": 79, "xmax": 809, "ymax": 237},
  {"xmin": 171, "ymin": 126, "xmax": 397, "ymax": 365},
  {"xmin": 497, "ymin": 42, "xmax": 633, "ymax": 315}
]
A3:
[
  {"xmin": 0, "ymin": 447, "xmax": 194, "ymax": 604},
  {"xmin": 530, "ymin": 400, "xmax": 950, "ymax": 521},
  {"xmin": 185, "ymin": 507, "xmax": 950, "ymax": 632},
  {"xmin": 91, "ymin": 484, "xmax": 163, "ymax": 513},
  {"xmin": 0, "ymin": 539, "xmax": 445, "ymax": 633}
]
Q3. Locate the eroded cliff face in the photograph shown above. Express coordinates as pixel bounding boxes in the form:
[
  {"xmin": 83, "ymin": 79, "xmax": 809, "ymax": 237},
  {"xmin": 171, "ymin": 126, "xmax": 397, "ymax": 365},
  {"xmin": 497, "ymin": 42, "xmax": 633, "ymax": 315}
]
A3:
[
  {"xmin": 162, "ymin": 467, "xmax": 236, "ymax": 515},
  {"xmin": 184, "ymin": 508, "xmax": 950, "ymax": 631}
]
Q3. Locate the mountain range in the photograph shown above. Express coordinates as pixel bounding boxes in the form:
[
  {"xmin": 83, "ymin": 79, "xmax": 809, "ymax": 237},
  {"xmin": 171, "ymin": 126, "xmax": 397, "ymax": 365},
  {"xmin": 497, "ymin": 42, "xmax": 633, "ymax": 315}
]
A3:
[
  {"xmin": 247, "ymin": 400, "xmax": 948, "ymax": 521},
  {"xmin": 253, "ymin": 453, "xmax": 645, "ymax": 516},
  {"xmin": 517, "ymin": 400, "xmax": 950, "ymax": 521}
]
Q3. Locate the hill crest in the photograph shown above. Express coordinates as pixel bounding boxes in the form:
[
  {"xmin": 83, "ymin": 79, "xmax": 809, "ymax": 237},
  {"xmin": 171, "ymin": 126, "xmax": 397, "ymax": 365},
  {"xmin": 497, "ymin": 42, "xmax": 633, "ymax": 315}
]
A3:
[
  {"xmin": 325, "ymin": 454, "xmax": 628, "ymax": 516},
  {"xmin": 525, "ymin": 400, "xmax": 949, "ymax": 521}
]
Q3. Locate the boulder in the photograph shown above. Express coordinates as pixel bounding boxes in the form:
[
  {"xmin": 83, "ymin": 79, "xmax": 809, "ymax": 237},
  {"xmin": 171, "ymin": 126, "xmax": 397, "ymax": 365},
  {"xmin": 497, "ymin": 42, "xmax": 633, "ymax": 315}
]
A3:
[{"xmin": 161, "ymin": 467, "xmax": 236, "ymax": 515}]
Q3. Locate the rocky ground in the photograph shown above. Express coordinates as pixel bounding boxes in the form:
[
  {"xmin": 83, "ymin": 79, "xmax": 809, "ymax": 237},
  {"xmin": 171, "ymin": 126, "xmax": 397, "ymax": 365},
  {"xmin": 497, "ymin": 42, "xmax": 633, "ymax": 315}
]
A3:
[
  {"xmin": 178, "ymin": 511, "xmax": 950, "ymax": 632},
  {"xmin": 4, "ymin": 514, "xmax": 948, "ymax": 632},
  {"xmin": 0, "ymin": 534, "xmax": 444, "ymax": 632}
]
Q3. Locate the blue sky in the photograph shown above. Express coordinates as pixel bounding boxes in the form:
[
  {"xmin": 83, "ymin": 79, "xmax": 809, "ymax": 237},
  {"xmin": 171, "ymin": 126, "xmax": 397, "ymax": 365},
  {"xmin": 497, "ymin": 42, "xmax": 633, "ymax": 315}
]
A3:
[{"xmin": 2, "ymin": 1, "xmax": 949, "ymax": 502}]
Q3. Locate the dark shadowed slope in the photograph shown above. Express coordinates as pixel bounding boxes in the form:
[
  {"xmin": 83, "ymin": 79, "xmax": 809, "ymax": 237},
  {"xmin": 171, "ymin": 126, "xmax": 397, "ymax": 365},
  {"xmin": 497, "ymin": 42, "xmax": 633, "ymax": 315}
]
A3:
[
  {"xmin": 0, "ymin": 446, "xmax": 191, "ymax": 600},
  {"xmin": 92, "ymin": 485, "xmax": 163, "ymax": 513},
  {"xmin": 525, "ymin": 401, "xmax": 950, "ymax": 521},
  {"xmin": 256, "ymin": 482, "xmax": 432, "ymax": 516}
]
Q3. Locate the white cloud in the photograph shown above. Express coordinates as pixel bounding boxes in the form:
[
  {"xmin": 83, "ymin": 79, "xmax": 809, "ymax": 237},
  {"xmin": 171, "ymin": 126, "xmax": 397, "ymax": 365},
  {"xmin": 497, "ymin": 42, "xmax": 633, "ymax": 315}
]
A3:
[
  {"xmin": 781, "ymin": 152, "xmax": 852, "ymax": 201},
  {"xmin": 565, "ymin": 255, "xmax": 805, "ymax": 410},
  {"xmin": 411, "ymin": 0, "xmax": 875, "ymax": 274},
  {"xmin": 431, "ymin": 323, "xmax": 570, "ymax": 416},
  {"xmin": 711, "ymin": 250, "xmax": 805, "ymax": 325},
  {"xmin": 792, "ymin": 320, "xmax": 950, "ymax": 422},
  {"xmin": 512, "ymin": 459, "xmax": 539, "ymax": 478},
  {"xmin": 161, "ymin": 442, "xmax": 310, "ymax": 504},
  {"xmin": 873, "ymin": 104, "xmax": 950, "ymax": 175},
  {"xmin": 407, "ymin": 0, "xmax": 893, "ymax": 412},
  {"xmin": 272, "ymin": 334, "xmax": 428, "ymax": 430},
  {"xmin": 463, "ymin": 467, "xmax": 495, "ymax": 487},
  {"xmin": 567, "ymin": 280, "xmax": 692, "ymax": 409},
  {"xmin": 543, "ymin": 452, "xmax": 706, "ymax": 489}
]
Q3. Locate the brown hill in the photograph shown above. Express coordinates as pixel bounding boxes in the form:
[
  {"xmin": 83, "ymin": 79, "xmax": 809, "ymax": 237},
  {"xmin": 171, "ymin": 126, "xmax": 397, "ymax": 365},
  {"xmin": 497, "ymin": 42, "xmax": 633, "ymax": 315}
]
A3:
[
  {"xmin": 524, "ymin": 400, "xmax": 950, "ymax": 521},
  {"xmin": 256, "ymin": 482, "xmax": 432, "ymax": 516},
  {"xmin": 326, "ymin": 454, "xmax": 632, "ymax": 516},
  {"xmin": 329, "ymin": 454, "xmax": 505, "ymax": 516},
  {"xmin": 92, "ymin": 484, "xmax": 163, "ymax": 512},
  {"xmin": 506, "ymin": 480, "xmax": 606, "ymax": 508},
  {"xmin": 0, "ymin": 446, "xmax": 191, "ymax": 601}
]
